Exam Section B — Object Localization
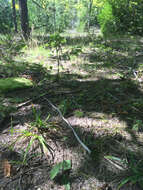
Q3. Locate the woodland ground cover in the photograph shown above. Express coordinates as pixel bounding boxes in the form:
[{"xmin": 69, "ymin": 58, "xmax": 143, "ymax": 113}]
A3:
[{"xmin": 0, "ymin": 31, "xmax": 143, "ymax": 190}]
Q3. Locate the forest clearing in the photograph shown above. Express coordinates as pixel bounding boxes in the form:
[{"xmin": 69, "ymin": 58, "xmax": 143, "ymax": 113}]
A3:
[{"xmin": 0, "ymin": 0, "xmax": 143, "ymax": 190}]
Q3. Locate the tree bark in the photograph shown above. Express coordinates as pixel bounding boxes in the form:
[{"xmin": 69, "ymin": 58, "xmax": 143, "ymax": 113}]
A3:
[
  {"xmin": 19, "ymin": 0, "xmax": 29, "ymax": 39},
  {"xmin": 12, "ymin": 0, "xmax": 17, "ymax": 33}
]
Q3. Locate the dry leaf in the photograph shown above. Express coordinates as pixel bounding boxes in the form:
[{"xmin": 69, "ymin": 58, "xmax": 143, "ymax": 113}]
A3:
[{"xmin": 2, "ymin": 159, "xmax": 11, "ymax": 177}]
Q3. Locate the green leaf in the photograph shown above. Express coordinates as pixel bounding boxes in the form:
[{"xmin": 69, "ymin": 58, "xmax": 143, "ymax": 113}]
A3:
[
  {"xmin": 65, "ymin": 183, "xmax": 70, "ymax": 190},
  {"xmin": 50, "ymin": 162, "xmax": 63, "ymax": 180},
  {"xmin": 23, "ymin": 137, "xmax": 36, "ymax": 163},
  {"xmin": 105, "ymin": 156, "xmax": 122, "ymax": 162},
  {"xmin": 38, "ymin": 135, "xmax": 49, "ymax": 155},
  {"xmin": 62, "ymin": 160, "xmax": 71, "ymax": 170},
  {"xmin": 118, "ymin": 178, "xmax": 130, "ymax": 189},
  {"xmin": 45, "ymin": 114, "xmax": 50, "ymax": 122},
  {"xmin": 50, "ymin": 160, "xmax": 71, "ymax": 180}
]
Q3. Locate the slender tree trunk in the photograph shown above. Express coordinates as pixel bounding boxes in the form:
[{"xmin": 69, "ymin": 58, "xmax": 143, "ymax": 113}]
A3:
[
  {"xmin": 12, "ymin": 0, "xmax": 17, "ymax": 33},
  {"xmin": 53, "ymin": 0, "xmax": 56, "ymax": 32},
  {"xmin": 87, "ymin": 0, "xmax": 93, "ymax": 31},
  {"xmin": 19, "ymin": 0, "xmax": 29, "ymax": 39}
]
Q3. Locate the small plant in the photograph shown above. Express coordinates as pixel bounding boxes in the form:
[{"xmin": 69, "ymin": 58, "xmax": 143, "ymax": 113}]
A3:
[
  {"xmin": 58, "ymin": 100, "xmax": 70, "ymax": 116},
  {"xmin": 69, "ymin": 45, "xmax": 82, "ymax": 56},
  {"xmin": 105, "ymin": 154, "xmax": 143, "ymax": 189},
  {"xmin": 58, "ymin": 98, "xmax": 81, "ymax": 116},
  {"xmin": 65, "ymin": 45, "xmax": 82, "ymax": 61},
  {"xmin": 31, "ymin": 106, "xmax": 50, "ymax": 128},
  {"xmin": 9, "ymin": 106, "xmax": 54, "ymax": 164},
  {"xmin": 50, "ymin": 160, "xmax": 71, "ymax": 190},
  {"xmin": 132, "ymin": 120, "xmax": 143, "ymax": 132},
  {"xmin": 74, "ymin": 110, "xmax": 84, "ymax": 117},
  {"xmin": 119, "ymin": 158, "xmax": 143, "ymax": 189},
  {"xmin": 10, "ymin": 126, "xmax": 52, "ymax": 164},
  {"xmin": 46, "ymin": 32, "xmax": 66, "ymax": 80}
]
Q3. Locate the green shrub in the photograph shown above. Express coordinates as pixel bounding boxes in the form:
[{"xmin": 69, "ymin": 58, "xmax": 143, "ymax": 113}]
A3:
[
  {"xmin": 98, "ymin": 0, "xmax": 143, "ymax": 36},
  {"xmin": 0, "ymin": 0, "xmax": 13, "ymax": 33},
  {"xmin": 97, "ymin": 2, "xmax": 116, "ymax": 36}
]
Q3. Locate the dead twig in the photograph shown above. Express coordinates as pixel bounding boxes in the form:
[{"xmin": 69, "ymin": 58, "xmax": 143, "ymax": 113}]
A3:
[{"xmin": 16, "ymin": 89, "xmax": 80, "ymax": 109}]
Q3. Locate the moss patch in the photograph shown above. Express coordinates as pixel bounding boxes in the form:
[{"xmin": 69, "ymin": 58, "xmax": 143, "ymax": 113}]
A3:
[{"xmin": 0, "ymin": 77, "xmax": 33, "ymax": 93}]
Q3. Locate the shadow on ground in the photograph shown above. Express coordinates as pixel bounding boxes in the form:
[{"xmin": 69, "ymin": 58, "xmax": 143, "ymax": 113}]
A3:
[
  {"xmin": 79, "ymin": 36, "xmax": 143, "ymax": 79},
  {"xmin": 0, "ymin": 35, "xmax": 143, "ymax": 189},
  {"xmin": 1, "ymin": 75, "xmax": 143, "ymax": 189}
]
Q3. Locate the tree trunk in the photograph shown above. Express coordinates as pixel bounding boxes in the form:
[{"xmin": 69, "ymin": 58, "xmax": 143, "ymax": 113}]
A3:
[
  {"xmin": 87, "ymin": 0, "xmax": 93, "ymax": 31},
  {"xmin": 12, "ymin": 0, "xmax": 17, "ymax": 33},
  {"xmin": 53, "ymin": 0, "xmax": 56, "ymax": 32},
  {"xmin": 19, "ymin": 0, "xmax": 29, "ymax": 39}
]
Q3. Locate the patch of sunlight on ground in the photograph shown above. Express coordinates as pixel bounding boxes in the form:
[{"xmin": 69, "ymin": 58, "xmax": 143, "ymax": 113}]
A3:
[
  {"xmin": 0, "ymin": 77, "xmax": 33, "ymax": 93},
  {"xmin": 15, "ymin": 46, "xmax": 51, "ymax": 63},
  {"xmin": 68, "ymin": 113, "xmax": 130, "ymax": 138}
]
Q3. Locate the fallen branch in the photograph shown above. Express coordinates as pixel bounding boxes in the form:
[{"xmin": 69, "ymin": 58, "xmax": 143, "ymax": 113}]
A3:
[
  {"xmin": 44, "ymin": 97, "xmax": 91, "ymax": 154},
  {"xmin": 16, "ymin": 89, "xmax": 80, "ymax": 109}
]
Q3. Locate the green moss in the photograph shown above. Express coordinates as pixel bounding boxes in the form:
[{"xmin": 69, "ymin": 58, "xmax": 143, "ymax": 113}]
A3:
[{"xmin": 0, "ymin": 77, "xmax": 33, "ymax": 93}]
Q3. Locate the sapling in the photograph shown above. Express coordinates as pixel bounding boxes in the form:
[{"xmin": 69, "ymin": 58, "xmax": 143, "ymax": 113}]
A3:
[{"xmin": 47, "ymin": 32, "xmax": 66, "ymax": 80}]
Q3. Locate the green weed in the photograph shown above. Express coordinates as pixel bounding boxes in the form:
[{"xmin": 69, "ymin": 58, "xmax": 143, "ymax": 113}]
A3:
[
  {"xmin": 105, "ymin": 154, "xmax": 143, "ymax": 189},
  {"xmin": 74, "ymin": 110, "xmax": 84, "ymax": 117},
  {"xmin": 132, "ymin": 120, "xmax": 143, "ymax": 132},
  {"xmin": 9, "ymin": 106, "xmax": 54, "ymax": 164},
  {"xmin": 50, "ymin": 160, "xmax": 71, "ymax": 190},
  {"xmin": 58, "ymin": 100, "xmax": 72, "ymax": 116}
]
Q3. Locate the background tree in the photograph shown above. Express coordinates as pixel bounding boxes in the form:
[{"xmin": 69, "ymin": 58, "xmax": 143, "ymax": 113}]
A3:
[
  {"xmin": 28, "ymin": 0, "xmax": 80, "ymax": 33},
  {"xmin": 19, "ymin": 0, "xmax": 29, "ymax": 39},
  {"xmin": 0, "ymin": 0, "xmax": 143, "ymax": 36},
  {"xmin": 97, "ymin": 0, "xmax": 143, "ymax": 36},
  {"xmin": 12, "ymin": 0, "xmax": 17, "ymax": 33},
  {"xmin": 0, "ymin": 0, "xmax": 13, "ymax": 33}
]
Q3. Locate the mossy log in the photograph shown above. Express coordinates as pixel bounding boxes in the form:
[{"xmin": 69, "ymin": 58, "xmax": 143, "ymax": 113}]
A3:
[{"xmin": 0, "ymin": 77, "xmax": 33, "ymax": 93}]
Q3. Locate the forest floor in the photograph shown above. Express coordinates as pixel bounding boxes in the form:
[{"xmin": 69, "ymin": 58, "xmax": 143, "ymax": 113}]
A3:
[{"xmin": 0, "ymin": 32, "xmax": 143, "ymax": 190}]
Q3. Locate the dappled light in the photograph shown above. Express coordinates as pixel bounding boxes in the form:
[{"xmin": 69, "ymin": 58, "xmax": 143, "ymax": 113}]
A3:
[
  {"xmin": 0, "ymin": 77, "xmax": 33, "ymax": 93},
  {"xmin": 0, "ymin": 0, "xmax": 143, "ymax": 189}
]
